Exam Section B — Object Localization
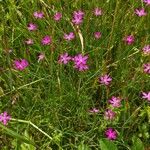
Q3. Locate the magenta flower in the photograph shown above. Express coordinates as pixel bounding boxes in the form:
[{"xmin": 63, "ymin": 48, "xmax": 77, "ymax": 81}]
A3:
[
  {"xmin": 53, "ymin": 12, "xmax": 62, "ymax": 21},
  {"xmin": 38, "ymin": 53, "xmax": 45, "ymax": 62},
  {"xmin": 142, "ymin": 92, "xmax": 150, "ymax": 102},
  {"xmin": 64, "ymin": 32, "xmax": 75, "ymax": 41},
  {"xmin": 135, "ymin": 8, "xmax": 147, "ymax": 17},
  {"xmin": 58, "ymin": 53, "xmax": 72, "ymax": 64},
  {"xmin": 105, "ymin": 128, "xmax": 117, "ymax": 140},
  {"xmin": 41, "ymin": 36, "xmax": 52, "ymax": 45},
  {"xmin": 33, "ymin": 11, "xmax": 44, "ymax": 18},
  {"xmin": 14, "ymin": 59, "xmax": 29, "ymax": 71},
  {"xmin": 94, "ymin": 32, "xmax": 102, "ymax": 39},
  {"xmin": 73, "ymin": 54, "xmax": 89, "ymax": 71},
  {"xmin": 142, "ymin": 45, "xmax": 150, "ymax": 55},
  {"xmin": 99, "ymin": 74, "xmax": 112, "ymax": 86},
  {"xmin": 123, "ymin": 35, "xmax": 135, "ymax": 45},
  {"xmin": 143, "ymin": 63, "xmax": 150, "ymax": 74},
  {"xmin": 143, "ymin": 0, "xmax": 150, "ymax": 5},
  {"xmin": 104, "ymin": 109, "xmax": 116, "ymax": 120},
  {"xmin": 94, "ymin": 8, "xmax": 102, "ymax": 16},
  {"xmin": 72, "ymin": 10, "xmax": 84, "ymax": 25},
  {"xmin": 27, "ymin": 23, "xmax": 37, "ymax": 31},
  {"xmin": 109, "ymin": 96, "xmax": 122, "ymax": 108},
  {"xmin": 89, "ymin": 108, "xmax": 99, "ymax": 113},
  {"xmin": 0, "ymin": 111, "xmax": 11, "ymax": 125},
  {"xmin": 25, "ymin": 39, "xmax": 34, "ymax": 45}
]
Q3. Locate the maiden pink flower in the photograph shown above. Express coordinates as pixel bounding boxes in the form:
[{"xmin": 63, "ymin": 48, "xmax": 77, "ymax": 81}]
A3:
[
  {"xmin": 99, "ymin": 74, "xmax": 112, "ymax": 86},
  {"xmin": 38, "ymin": 53, "xmax": 45, "ymax": 62},
  {"xmin": 94, "ymin": 32, "xmax": 102, "ymax": 39},
  {"xmin": 105, "ymin": 128, "xmax": 117, "ymax": 140},
  {"xmin": 135, "ymin": 8, "xmax": 147, "ymax": 17},
  {"xmin": 58, "ymin": 53, "xmax": 72, "ymax": 64},
  {"xmin": 33, "ymin": 11, "xmax": 44, "ymax": 18},
  {"xmin": 143, "ymin": 0, "xmax": 150, "ymax": 5},
  {"xmin": 0, "ymin": 111, "xmax": 11, "ymax": 125},
  {"xmin": 104, "ymin": 109, "xmax": 116, "ymax": 120},
  {"xmin": 142, "ymin": 45, "xmax": 150, "ymax": 55},
  {"xmin": 27, "ymin": 23, "xmax": 37, "ymax": 31},
  {"xmin": 89, "ymin": 108, "xmax": 99, "ymax": 113},
  {"xmin": 72, "ymin": 10, "xmax": 84, "ymax": 25},
  {"xmin": 94, "ymin": 8, "xmax": 102, "ymax": 16},
  {"xmin": 25, "ymin": 39, "xmax": 34, "ymax": 45},
  {"xmin": 109, "ymin": 96, "xmax": 122, "ymax": 108},
  {"xmin": 123, "ymin": 35, "xmax": 135, "ymax": 45},
  {"xmin": 143, "ymin": 63, "xmax": 150, "ymax": 74},
  {"xmin": 14, "ymin": 59, "xmax": 29, "ymax": 71},
  {"xmin": 64, "ymin": 32, "xmax": 75, "ymax": 41},
  {"xmin": 53, "ymin": 12, "xmax": 62, "ymax": 21},
  {"xmin": 142, "ymin": 92, "xmax": 150, "ymax": 102},
  {"xmin": 41, "ymin": 36, "xmax": 52, "ymax": 45}
]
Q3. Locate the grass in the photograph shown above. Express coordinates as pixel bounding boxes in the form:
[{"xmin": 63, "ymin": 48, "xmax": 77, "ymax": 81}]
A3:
[{"xmin": 0, "ymin": 0, "xmax": 150, "ymax": 149}]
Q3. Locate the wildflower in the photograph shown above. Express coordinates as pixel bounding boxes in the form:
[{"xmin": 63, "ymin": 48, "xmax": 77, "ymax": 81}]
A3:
[
  {"xmin": 41, "ymin": 36, "xmax": 52, "ymax": 45},
  {"xmin": 58, "ymin": 53, "xmax": 72, "ymax": 64},
  {"xmin": 142, "ymin": 92, "xmax": 150, "ymax": 102},
  {"xmin": 104, "ymin": 109, "xmax": 116, "ymax": 120},
  {"xmin": 143, "ymin": 0, "xmax": 150, "ymax": 5},
  {"xmin": 27, "ymin": 23, "xmax": 37, "ymax": 31},
  {"xmin": 99, "ymin": 74, "xmax": 112, "ymax": 86},
  {"xmin": 72, "ymin": 10, "xmax": 84, "ymax": 25},
  {"xmin": 94, "ymin": 8, "xmax": 102, "ymax": 16},
  {"xmin": 105, "ymin": 128, "xmax": 117, "ymax": 140},
  {"xmin": 142, "ymin": 45, "xmax": 150, "ymax": 55},
  {"xmin": 123, "ymin": 35, "xmax": 135, "ymax": 45},
  {"xmin": 143, "ymin": 63, "xmax": 150, "ymax": 74},
  {"xmin": 94, "ymin": 32, "xmax": 102, "ymax": 39},
  {"xmin": 25, "ymin": 39, "xmax": 34, "ymax": 45},
  {"xmin": 14, "ymin": 59, "xmax": 29, "ymax": 71},
  {"xmin": 38, "ymin": 53, "xmax": 45, "ymax": 62},
  {"xmin": 109, "ymin": 96, "xmax": 122, "ymax": 108},
  {"xmin": 53, "ymin": 12, "xmax": 62, "ymax": 21},
  {"xmin": 33, "ymin": 11, "xmax": 44, "ymax": 18},
  {"xmin": 89, "ymin": 108, "xmax": 99, "ymax": 113},
  {"xmin": 135, "ymin": 8, "xmax": 147, "ymax": 17},
  {"xmin": 73, "ymin": 54, "xmax": 89, "ymax": 71},
  {"xmin": 64, "ymin": 32, "xmax": 75, "ymax": 41},
  {"xmin": 0, "ymin": 111, "xmax": 11, "ymax": 125}
]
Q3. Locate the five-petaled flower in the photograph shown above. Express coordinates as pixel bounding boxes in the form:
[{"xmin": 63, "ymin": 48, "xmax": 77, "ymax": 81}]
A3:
[
  {"xmin": 72, "ymin": 10, "xmax": 84, "ymax": 25},
  {"xmin": 135, "ymin": 8, "xmax": 147, "ymax": 17},
  {"xmin": 41, "ymin": 36, "xmax": 52, "ymax": 45},
  {"xmin": 143, "ymin": 63, "xmax": 150, "ymax": 74},
  {"xmin": 105, "ymin": 128, "xmax": 117, "ymax": 140},
  {"xmin": 109, "ymin": 96, "xmax": 122, "ymax": 108},
  {"xmin": 25, "ymin": 39, "xmax": 34, "ymax": 45},
  {"xmin": 123, "ymin": 35, "xmax": 135, "ymax": 45},
  {"xmin": 142, "ymin": 92, "xmax": 150, "ymax": 102},
  {"xmin": 94, "ymin": 8, "xmax": 102, "ymax": 16},
  {"xmin": 64, "ymin": 32, "xmax": 75, "ymax": 41},
  {"xmin": 89, "ymin": 108, "xmax": 99, "ymax": 113},
  {"xmin": 33, "ymin": 11, "xmax": 44, "ymax": 18},
  {"xmin": 142, "ymin": 45, "xmax": 150, "ymax": 55},
  {"xmin": 53, "ymin": 12, "xmax": 62, "ymax": 21},
  {"xmin": 143, "ymin": 0, "xmax": 150, "ymax": 5},
  {"xmin": 27, "ymin": 23, "xmax": 37, "ymax": 31},
  {"xmin": 94, "ymin": 32, "xmax": 102, "ymax": 39},
  {"xmin": 58, "ymin": 53, "xmax": 72, "ymax": 64},
  {"xmin": 0, "ymin": 111, "xmax": 11, "ymax": 125},
  {"xmin": 104, "ymin": 109, "xmax": 116, "ymax": 120},
  {"xmin": 99, "ymin": 74, "xmax": 112, "ymax": 86},
  {"xmin": 14, "ymin": 59, "xmax": 29, "ymax": 71}
]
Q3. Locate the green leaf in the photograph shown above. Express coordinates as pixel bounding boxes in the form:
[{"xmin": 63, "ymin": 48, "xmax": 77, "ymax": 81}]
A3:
[
  {"xmin": 131, "ymin": 136, "xmax": 144, "ymax": 150},
  {"xmin": 99, "ymin": 139, "xmax": 118, "ymax": 150},
  {"xmin": 78, "ymin": 142, "xmax": 90, "ymax": 150}
]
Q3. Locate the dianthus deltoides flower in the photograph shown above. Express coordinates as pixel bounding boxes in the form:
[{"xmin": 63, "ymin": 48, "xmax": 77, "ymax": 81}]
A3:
[
  {"xmin": 41, "ymin": 36, "xmax": 52, "ymax": 45},
  {"xmin": 135, "ymin": 8, "xmax": 147, "ymax": 17},
  {"xmin": 109, "ymin": 96, "xmax": 122, "ymax": 108},
  {"xmin": 142, "ymin": 45, "xmax": 150, "ymax": 55},
  {"xmin": 99, "ymin": 74, "xmax": 112, "ymax": 86},
  {"xmin": 89, "ymin": 108, "xmax": 99, "ymax": 113},
  {"xmin": 33, "ymin": 11, "xmax": 44, "ymax": 18},
  {"xmin": 142, "ymin": 91, "xmax": 150, "ymax": 102},
  {"xmin": 93, "ymin": 8, "xmax": 102, "ymax": 16},
  {"xmin": 53, "ymin": 12, "xmax": 62, "ymax": 21},
  {"xmin": 143, "ymin": 63, "xmax": 150, "ymax": 74},
  {"xmin": 27, "ymin": 23, "xmax": 37, "ymax": 31},
  {"xmin": 14, "ymin": 59, "xmax": 29, "ymax": 71},
  {"xmin": 123, "ymin": 35, "xmax": 135, "ymax": 45},
  {"xmin": 72, "ymin": 10, "xmax": 84, "ymax": 25},
  {"xmin": 143, "ymin": 0, "xmax": 150, "ymax": 5},
  {"xmin": 105, "ymin": 128, "xmax": 117, "ymax": 140},
  {"xmin": 58, "ymin": 53, "xmax": 72, "ymax": 64},
  {"xmin": 104, "ymin": 109, "xmax": 116, "ymax": 120},
  {"xmin": 0, "ymin": 111, "xmax": 11, "ymax": 125},
  {"xmin": 64, "ymin": 32, "xmax": 75, "ymax": 41},
  {"xmin": 73, "ymin": 54, "xmax": 89, "ymax": 71},
  {"xmin": 94, "ymin": 32, "xmax": 102, "ymax": 39}
]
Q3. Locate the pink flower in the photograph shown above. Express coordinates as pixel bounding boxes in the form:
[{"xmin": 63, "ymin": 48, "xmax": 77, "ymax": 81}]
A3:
[
  {"xmin": 109, "ymin": 96, "xmax": 122, "ymax": 108},
  {"xmin": 94, "ymin": 8, "xmax": 102, "ymax": 16},
  {"xmin": 27, "ymin": 23, "xmax": 37, "ymax": 31},
  {"xmin": 0, "ymin": 111, "xmax": 11, "ymax": 125},
  {"xmin": 38, "ymin": 53, "xmax": 45, "ymax": 62},
  {"xmin": 89, "ymin": 108, "xmax": 99, "ymax": 113},
  {"xmin": 94, "ymin": 32, "xmax": 102, "ymax": 39},
  {"xmin": 33, "ymin": 11, "xmax": 44, "ymax": 18},
  {"xmin": 104, "ymin": 109, "xmax": 116, "ymax": 120},
  {"xmin": 143, "ymin": 0, "xmax": 150, "ymax": 5},
  {"xmin": 25, "ymin": 39, "xmax": 34, "ymax": 45},
  {"xmin": 142, "ymin": 45, "xmax": 150, "ymax": 55},
  {"xmin": 72, "ymin": 10, "xmax": 84, "ymax": 25},
  {"xmin": 53, "ymin": 12, "xmax": 62, "ymax": 21},
  {"xmin": 58, "ymin": 53, "xmax": 72, "ymax": 64},
  {"xmin": 143, "ymin": 63, "xmax": 150, "ymax": 74},
  {"xmin": 64, "ymin": 32, "xmax": 75, "ymax": 41},
  {"xmin": 99, "ymin": 74, "xmax": 112, "ymax": 86},
  {"xmin": 14, "ymin": 59, "xmax": 29, "ymax": 71},
  {"xmin": 142, "ymin": 92, "xmax": 150, "ymax": 102},
  {"xmin": 123, "ymin": 35, "xmax": 135, "ymax": 45},
  {"xmin": 135, "ymin": 8, "xmax": 147, "ymax": 17},
  {"xmin": 41, "ymin": 36, "xmax": 52, "ymax": 45},
  {"xmin": 105, "ymin": 128, "xmax": 117, "ymax": 140},
  {"xmin": 73, "ymin": 54, "xmax": 89, "ymax": 71}
]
